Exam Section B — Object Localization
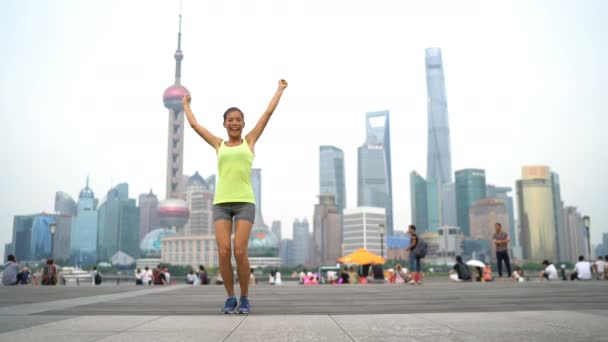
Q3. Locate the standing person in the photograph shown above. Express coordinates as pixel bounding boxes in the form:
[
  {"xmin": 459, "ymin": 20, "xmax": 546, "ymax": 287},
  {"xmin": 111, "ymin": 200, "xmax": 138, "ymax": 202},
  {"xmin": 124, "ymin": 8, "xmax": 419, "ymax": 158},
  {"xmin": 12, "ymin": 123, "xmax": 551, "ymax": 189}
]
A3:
[
  {"xmin": 249, "ymin": 268, "xmax": 256, "ymax": 286},
  {"xmin": 405, "ymin": 225, "xmax": 422, "ymax": 285},
  {"xmin": 493, "ymin": 223, "xmax": 512, "ymax": 280},
  {"xmin": 135, "ymin": 268, "xmax": 143, "ymax": 285},
  {"xmin": 539, "ymin": 260, "xmax": 558, "ymax": 281},
  {"xmin": 153, "ymin": 265, "xmax": 162, "ymax": 285},
  {"xmin": 2, "ymin": 255, "xmax": 19, "ymax": 286},
  {"xmin": 199, "ymin": 265, "xmax": 208, "ymax": 285},
  {"xmin": 571, "ymin": 256, "xmax": 592, "ymax": 280},
  {"xmin": 142, "ymin": 266, "xmax": 152, "ymax": 286},
  {"xmin": 593, "ymin": 256, "xmax": 606, "ymax": 280},
  {"xmin": 183, "ymin": 79, "xmax": 288, "ymax": 314}
]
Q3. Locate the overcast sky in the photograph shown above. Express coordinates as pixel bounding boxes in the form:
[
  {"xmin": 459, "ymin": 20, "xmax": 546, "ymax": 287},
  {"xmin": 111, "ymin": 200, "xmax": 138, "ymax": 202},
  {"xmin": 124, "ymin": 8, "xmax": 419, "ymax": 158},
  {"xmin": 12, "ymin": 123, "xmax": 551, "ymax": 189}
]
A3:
[{"xmin": 1, "ymin": 0, "xmax": 607, "ymax": 257}]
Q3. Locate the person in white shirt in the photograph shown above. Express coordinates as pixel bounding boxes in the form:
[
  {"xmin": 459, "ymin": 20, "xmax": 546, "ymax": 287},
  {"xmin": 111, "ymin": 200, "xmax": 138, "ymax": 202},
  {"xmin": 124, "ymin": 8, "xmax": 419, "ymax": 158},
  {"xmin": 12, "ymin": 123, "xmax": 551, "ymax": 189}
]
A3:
[
  {"xmin": 142, "ymin": 266, "xmax": 151, "ymax": 286},
  {"xmin": 163, "ymin": 267, "xmax": 171, "ymax": 285},
  {"xmin": 186, "ymin": 271, "xmax": 197, "ymax": 285},
  {"xmin": 135, "ymin": 268, "xmax": 143, "ymax": 285},
  {"xmin": 593, "ymin": 256, "xmax": 606, "ymax": 280},
  {"xmin": 540, "ymin": 260, "xmax": 558, "ymax": 281},
  {"xmin": 571, "ymin": 256, "xmax": 592, "ymax": 280}
]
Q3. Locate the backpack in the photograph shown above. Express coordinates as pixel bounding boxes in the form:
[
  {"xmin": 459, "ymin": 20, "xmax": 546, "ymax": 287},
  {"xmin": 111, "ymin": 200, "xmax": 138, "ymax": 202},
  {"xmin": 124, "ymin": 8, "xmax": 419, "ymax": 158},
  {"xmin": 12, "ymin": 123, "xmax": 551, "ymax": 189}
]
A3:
[
  {"xmin": 413, "ymin": 239, "xmax": 428, "ymax": 258},
  {"xmin": 458, "ymin": 263, "xmax": 472, "ymax": 280},
  {"xmin": 94, "ymin": 272, "xmax": 102, "ymax": 285}
]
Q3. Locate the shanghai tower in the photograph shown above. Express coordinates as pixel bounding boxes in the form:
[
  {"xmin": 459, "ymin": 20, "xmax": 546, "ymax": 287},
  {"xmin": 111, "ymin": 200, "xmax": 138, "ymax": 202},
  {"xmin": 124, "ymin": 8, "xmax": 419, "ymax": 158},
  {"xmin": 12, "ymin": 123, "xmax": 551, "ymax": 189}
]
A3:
[{"xmin": 425, "ymin": 47, "xmax": 453, "ymax": 184}]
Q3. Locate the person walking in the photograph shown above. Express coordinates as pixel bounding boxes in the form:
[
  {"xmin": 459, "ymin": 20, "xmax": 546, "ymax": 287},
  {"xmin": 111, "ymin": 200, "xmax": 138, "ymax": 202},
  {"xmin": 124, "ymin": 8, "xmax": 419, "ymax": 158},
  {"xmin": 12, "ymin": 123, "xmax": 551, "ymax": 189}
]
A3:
[
  {"xmin": 493, "ymin": 223, "xmax": 512, "ymax": 280},
  {"xmin": 183, "ymin": 79, "xmax": 288, "ymax": 314}
]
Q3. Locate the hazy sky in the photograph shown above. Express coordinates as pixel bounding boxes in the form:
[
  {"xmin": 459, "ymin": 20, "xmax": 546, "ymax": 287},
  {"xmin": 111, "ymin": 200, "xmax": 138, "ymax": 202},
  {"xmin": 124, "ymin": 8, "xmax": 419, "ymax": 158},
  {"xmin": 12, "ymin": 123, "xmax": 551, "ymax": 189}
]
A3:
[{"xmin": 1, "ymin": 0, "xmax": 607, "ymax": 257}]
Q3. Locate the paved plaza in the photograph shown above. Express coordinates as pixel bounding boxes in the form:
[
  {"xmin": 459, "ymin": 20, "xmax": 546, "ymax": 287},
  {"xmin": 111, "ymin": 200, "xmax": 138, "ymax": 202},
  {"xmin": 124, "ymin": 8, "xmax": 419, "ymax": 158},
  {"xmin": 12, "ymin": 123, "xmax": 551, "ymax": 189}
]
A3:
[{"xmin": 0, "ymin": 280, "xmax": 607, "ymax": 341}]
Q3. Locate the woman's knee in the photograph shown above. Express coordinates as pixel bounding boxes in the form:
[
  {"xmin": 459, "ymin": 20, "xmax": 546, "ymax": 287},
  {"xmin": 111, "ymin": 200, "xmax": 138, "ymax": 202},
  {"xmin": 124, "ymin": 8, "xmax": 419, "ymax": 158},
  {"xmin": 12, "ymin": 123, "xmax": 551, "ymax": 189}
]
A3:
[
  {"xmin": 233, "ymin": 247, "xmax": 248, "ymax": 261},
  {"xmin": 217, "ymin": 245, "xmax": 231, "ymax": 259}
]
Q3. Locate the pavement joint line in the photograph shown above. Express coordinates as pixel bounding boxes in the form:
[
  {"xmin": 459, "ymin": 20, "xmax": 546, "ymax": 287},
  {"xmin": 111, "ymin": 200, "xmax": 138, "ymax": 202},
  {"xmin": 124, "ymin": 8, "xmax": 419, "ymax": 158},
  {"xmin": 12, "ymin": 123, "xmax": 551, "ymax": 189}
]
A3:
[
  {"xmin": 0, "ymin": 285, "xmax": 187, "ymax": 316},
  {"xmin": 221, "ymin": 315, "xmax": 247, "ymax": 342},
  {"xmin": 411, "ymin": 313, "xmax": 472, "ymax": 336},
  {"xmin": 328, "ymin": 315, "xmax": 357, "ymax": 342},
  {"xmin": 87, "ymin": 315, "xmax": 167, "ymax": 341}
]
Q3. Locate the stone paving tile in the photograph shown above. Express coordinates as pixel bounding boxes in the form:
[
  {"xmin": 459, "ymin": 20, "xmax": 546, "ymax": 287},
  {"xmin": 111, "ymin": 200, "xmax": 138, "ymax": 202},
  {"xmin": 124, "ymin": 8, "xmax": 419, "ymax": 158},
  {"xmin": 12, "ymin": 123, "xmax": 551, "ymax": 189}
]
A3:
[
  {"xmin": 415, "ymin": 311, "xmax": 597, "ymax": 342},
  {"xmin": 0, "ymin": 314, "xmax": 73, "ymax": 333},
  {"xmin": 0, "ymin": 330, "xmax": 113, "ymax": 342},
  {"xmin": 127, "ymin": 315, "xmax": 244, "ymax": 332},
  {"xmin": 331, "ymin": 314, "xmax": 475, "ymax": 342},
  {"xmin": 226, "ymin": 315, "xmax": 352, "ymax": 342},
  {"xmin": 41, "ymin": 315, "xmax": 162, "ymax": 332}
]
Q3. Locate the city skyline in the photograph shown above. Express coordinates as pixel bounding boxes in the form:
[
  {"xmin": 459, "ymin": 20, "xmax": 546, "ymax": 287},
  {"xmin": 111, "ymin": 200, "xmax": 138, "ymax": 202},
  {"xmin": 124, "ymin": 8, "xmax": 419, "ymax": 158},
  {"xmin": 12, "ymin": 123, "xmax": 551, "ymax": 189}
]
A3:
[{"xmin": 2, "ymin": 1, "xmax": 607, "ymax": 257}]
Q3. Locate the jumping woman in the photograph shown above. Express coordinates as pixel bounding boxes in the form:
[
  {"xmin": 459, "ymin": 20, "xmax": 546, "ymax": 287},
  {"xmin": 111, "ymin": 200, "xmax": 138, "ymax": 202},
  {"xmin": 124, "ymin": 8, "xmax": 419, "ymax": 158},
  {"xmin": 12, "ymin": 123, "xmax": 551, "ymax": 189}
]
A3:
[{"xmin": 182, "ymin": 79, "xmax": 288, "ymax": 314}]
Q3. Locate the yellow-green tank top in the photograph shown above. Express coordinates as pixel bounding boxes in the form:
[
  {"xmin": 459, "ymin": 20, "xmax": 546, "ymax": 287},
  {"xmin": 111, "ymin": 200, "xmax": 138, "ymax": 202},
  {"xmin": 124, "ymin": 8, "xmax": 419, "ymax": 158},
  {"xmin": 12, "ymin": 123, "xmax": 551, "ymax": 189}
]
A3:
[{"xmin": 213, "ymin": 139, "xmax": 255, "ymax": 205}]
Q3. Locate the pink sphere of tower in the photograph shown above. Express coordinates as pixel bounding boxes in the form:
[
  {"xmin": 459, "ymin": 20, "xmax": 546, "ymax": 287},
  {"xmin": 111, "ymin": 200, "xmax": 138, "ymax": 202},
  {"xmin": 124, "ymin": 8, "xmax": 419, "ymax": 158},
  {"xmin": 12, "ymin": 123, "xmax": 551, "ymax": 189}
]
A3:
[
  {"xmin": 163, "ymin": 84, "xmax": 189, "ymax": 112},
  {"xmin": 157, "ymin": 198, "xmax": 189, "ymax": 229}
]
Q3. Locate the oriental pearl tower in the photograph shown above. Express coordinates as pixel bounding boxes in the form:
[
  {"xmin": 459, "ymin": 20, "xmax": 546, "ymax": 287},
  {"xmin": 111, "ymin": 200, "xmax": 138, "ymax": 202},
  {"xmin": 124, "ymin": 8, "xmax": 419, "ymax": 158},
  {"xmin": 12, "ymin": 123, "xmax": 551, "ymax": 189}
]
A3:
[{"xmin": 158, "ymin": 11, "xmax": 189, "ymax": 233}]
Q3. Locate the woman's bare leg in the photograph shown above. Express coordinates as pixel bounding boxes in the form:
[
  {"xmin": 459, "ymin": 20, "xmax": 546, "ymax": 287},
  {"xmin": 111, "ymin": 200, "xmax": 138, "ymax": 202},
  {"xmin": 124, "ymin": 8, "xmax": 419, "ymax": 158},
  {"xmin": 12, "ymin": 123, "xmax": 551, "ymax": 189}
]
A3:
[
  {"xmin": 234, "ymin": 220, "xmax": 253, "ymax": 297},
  {"xmin": 215, "ymin": 220, "xmax": 234, "ymax": 297}
]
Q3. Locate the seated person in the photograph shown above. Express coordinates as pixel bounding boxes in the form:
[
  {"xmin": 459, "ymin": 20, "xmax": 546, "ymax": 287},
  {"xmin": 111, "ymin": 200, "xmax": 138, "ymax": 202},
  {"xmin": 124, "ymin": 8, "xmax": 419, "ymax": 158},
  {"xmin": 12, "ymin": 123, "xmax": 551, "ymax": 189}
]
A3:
[
  {"xmin": 483, "ymin": 265, "xmax": 494, "ymax": 281},
  {"xmin": 449, "ymin": 256, "xmax": 472, "ymax": 282},
  {"xmin": 368, "ymin": 264, "xmax": 385, "ymax": 283},
  {"xmin": 475, "ymin": 267, "xmax": 483, "ymax": 282},
  {"xmin": 539, "ymin": 260, "xmax": 558, "ymax": 281},
  {"xmin": 511, "ymin": 266, "xmax": 525, "ymax": 282},
  {"xmin": 571, "ymin": 255, "xmax": 592, "ymax": 280}
]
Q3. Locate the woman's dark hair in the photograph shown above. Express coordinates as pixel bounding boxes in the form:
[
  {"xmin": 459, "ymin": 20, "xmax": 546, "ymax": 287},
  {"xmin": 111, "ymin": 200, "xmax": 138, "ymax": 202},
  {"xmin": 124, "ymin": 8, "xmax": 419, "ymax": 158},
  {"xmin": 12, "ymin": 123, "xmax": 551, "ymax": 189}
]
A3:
[
  {"xmin": 199, "ymin": 265, "xmax": 205, "ymax": 271},
  {"xmin": 456, "ymin": 255, "xmax": 462, "ymax": 263},
  {"xmin": 409, "ymin": 225, "xmax": 416, "ymax": 231},
  {"xmin": 542, "ymin": 260, "xmax": 550, "ymax": 266},
  {"xmin": 223, "ymin": 107, "xmax": 244, "ymax": 122}
]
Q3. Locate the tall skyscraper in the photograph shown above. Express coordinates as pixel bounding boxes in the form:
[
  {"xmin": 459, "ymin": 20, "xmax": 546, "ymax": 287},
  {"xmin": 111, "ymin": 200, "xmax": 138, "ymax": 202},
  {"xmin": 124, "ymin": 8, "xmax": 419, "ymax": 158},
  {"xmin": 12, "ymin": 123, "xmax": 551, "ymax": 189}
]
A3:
[
  {"xmin": 162, "ymin": 12, "xmax": 189, "ymax": 199},
  {"xmin": 54, "ymin": 191, "xmax": 77, "ymax": 216},
  {"xmin": 183, "ymin": 172, "xmax": 214, "ymax": 236},
  {"xmin": 469, "ymin": 198, "xmax": 510, "ymax": 260},
  {"xmin": 280, "ymin": 239, "xmax": 295, "ymax": 266},
  {"xmin": 411, "ymin": 170, "xmax": 448, "ymax": 233},
  {"xmin": 455, "ymin": 169, "xmax": 487, "ymax": 236},
  {"xmin": 97, "ymin": 183, "xmax": 140, "ymax": 261},
  {"xmin": 425, "ymin": 47, "xmax": 453, "ymax": 185},
  {"xmin": 271, "ymin": 221, "xmax": 282, "ymax": 242},
  {"xmin": 358, "ymin": 110, "xmax": 393, "ymax": 235},
  {"xmin": 251, "ymin": 168, "xmax": 265, "ymax": 228},
  {"xmin": 313, "ymin": 194, "xmax": 343, "ymax": 265},
  {"xmin": 342, "ymin": 207, "xmax": 386, "ymax": 256},
  {"xmin": 138, "ymin": 190, "xmax": 160, "ymax": 240},
  {"xmin": 410, "ymin": 171, "xmax": 429, "ymax": 232},
  {"xmin": 292, "ymin": 219, "xmax": 311, "ymax": 266},
  {"xmin": 70, "ymin": 179, "xmax": 98, "ymax": 266},
  {"xmin": 11, "ymin": 214, "xmax": 57, "ymax": 261},
  {"xmin": 551, "ymin": 173, "xmax": 568, "ymax": 262},
  {"xmin": 319, "ymin": 146, "xmax": 346, "ymax": 212},
  {"xmin": 516, "ymin": 166, "xmax": 557, "ymax": 262}
]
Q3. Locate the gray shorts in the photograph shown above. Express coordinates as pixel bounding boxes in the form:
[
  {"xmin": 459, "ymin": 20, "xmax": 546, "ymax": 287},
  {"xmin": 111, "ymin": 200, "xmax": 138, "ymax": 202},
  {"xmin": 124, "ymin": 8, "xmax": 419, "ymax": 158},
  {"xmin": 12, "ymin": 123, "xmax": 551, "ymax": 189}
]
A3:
[{"xmin": 213, "ymin": 202, "xmax": 255, "ymax": 223}]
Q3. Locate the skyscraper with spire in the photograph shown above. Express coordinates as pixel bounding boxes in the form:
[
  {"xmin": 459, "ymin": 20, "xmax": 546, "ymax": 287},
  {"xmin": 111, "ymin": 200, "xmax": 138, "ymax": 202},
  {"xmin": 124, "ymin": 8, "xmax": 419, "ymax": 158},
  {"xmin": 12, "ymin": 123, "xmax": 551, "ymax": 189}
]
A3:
[
  {"xmin": 425, "ymin": 47, "xmax": 453, "ymax": 185},
  {"xmin": 162, "ymin": 11, "xmax": 189, "ymax": 199}
]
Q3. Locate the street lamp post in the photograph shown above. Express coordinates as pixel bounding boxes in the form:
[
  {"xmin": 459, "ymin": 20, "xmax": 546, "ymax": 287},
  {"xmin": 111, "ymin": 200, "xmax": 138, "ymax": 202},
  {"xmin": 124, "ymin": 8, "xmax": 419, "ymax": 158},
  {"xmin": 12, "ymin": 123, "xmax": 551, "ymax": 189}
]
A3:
[
  {"xmin": 583, "ymin": 216, "xmax": 591, "ymax": 260},
  {"xmin": 378, "ymin": 223, "xmax": 386, "ymax": 260},
  {"xmin": 49, "ymin": 223, "xmax": 57, "ymax": 259}
]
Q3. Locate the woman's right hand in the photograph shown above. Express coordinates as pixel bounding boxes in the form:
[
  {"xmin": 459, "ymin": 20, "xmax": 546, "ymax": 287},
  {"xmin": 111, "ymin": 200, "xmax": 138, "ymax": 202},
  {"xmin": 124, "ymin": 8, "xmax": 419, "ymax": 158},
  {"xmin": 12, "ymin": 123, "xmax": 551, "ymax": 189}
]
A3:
[{"xmin": 182, "ymin": 94, "xmax": 191, "ymax": 107}]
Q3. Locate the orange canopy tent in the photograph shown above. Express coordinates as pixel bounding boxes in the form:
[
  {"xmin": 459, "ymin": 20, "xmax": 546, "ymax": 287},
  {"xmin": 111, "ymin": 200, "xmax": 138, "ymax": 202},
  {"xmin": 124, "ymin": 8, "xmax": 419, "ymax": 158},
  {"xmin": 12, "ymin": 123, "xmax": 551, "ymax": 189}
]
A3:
[{"xmin": 337, "ymin": 248, "xmax": 385, "ymax": 265}]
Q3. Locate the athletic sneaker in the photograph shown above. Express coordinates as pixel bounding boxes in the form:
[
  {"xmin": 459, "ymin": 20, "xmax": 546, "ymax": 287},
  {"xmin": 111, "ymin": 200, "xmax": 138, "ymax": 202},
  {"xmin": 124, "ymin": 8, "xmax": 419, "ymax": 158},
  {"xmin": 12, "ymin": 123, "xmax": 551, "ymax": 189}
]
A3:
[
  {"xmin": 238, "ymin": 296, "xmax": 251, "ymax": 314},
  {"xmin": 222, "ymin": 296, "xmax": 238, "ymax": 314}
]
